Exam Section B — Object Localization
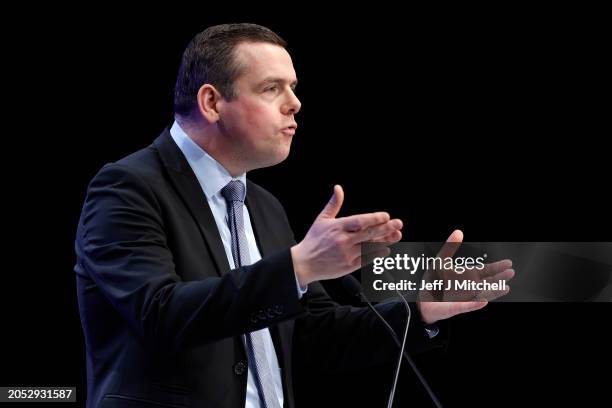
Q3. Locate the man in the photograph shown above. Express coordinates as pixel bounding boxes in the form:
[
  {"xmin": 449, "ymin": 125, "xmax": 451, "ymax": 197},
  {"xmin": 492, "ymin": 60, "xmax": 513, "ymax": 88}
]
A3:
[{"xmin": 75, "ymin": 23, "xmax": 510, "ymax": 407}]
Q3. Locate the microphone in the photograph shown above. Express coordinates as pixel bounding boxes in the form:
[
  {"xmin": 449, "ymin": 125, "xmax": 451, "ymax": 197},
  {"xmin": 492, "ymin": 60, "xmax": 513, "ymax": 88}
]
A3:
[{"xmin": 342, "ymin": 275, "xmax": 443, "ymax": 408}]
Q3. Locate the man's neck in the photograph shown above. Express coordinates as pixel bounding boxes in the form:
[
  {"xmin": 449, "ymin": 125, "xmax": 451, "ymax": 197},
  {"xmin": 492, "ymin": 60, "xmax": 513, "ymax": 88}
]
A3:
[{"xmin": 175, "ymin": 117, "xmax": 246, "ymax": 177}]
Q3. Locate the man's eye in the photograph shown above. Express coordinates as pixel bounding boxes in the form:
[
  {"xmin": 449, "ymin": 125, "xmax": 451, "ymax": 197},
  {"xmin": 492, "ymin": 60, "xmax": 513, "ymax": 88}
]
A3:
[{"xmin": 264, "ymin": 86, "xmax": 278, "ymax": 92}]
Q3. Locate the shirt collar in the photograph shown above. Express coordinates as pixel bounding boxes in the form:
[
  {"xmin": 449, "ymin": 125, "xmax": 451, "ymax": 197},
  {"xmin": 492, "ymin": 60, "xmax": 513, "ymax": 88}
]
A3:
[{"xmin": 169, "ymin": 120, "xmax": 247, "ymax": 200}]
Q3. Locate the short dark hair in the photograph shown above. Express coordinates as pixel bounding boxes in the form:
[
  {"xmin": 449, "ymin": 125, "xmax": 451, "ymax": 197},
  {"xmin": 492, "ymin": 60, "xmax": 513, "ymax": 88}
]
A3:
[{"xmin": 174, "ymin": 23, "xmax": 287, "ymax": 118}]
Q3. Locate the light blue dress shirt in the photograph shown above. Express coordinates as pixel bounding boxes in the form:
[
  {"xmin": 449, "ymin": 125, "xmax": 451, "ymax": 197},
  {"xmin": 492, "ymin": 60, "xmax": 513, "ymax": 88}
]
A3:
[{"xmin": 170, "ymin": 121, "xmax": 305, "ymax": 408}]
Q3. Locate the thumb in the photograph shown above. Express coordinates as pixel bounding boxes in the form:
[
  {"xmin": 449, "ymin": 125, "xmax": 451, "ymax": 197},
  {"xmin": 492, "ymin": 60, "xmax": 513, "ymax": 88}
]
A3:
[
  {"xmin": 319, "ymin": 185, "xmax": 344, "ymax": 219},
  {"xmin": 437, "ymin": 229, "xmax": 464, "ymax": 259},
  {"xmin": 447, "ymin": 229, "xmax": 464, "ymax": 243}
]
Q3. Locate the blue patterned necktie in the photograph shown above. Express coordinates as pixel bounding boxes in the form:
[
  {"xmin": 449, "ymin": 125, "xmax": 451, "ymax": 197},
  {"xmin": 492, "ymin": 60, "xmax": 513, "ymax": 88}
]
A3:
[{"xmin": 221, "ymin": 180, "xmax": 280, "ymax": 408}]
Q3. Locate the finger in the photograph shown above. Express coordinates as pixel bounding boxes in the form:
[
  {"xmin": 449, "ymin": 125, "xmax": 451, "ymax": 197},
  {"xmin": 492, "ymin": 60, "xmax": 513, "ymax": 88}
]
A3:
[
  {"xmin": 478, "ymin": 259, "xmax": 513, "ymax": 278},
  {"xmin": 340, "ymin": 211, "xmax": 390, "ymax": 232},
  {"xmin": 368, "ymin": 229, "xmax": 403, "ymax": 244},
  {"xmin": 444, "ymin": 268, "xmax": 514, "ymax": 300},
  {"xmin": 490, "ymin": 268, "xmax": 515, "ymax": 283},
  {"xmin": 473, "ymin": 269, "xmax": 515, "ymax": 301},
  {"xmin": 442, "ymin": 284, "xmax": 478, "ymax": 302},
  {"xmin": 348, "ymin": 219, "xmax": 403, "ymax": 244},
  {"xmin": 318, "ymin": 185, "xmax": 344, "ymax": 219},
  {"xmin": 475, "ymin": 285, "xmax": 510, "ymax": 301},
  {"xmin": 418, "ymin": 301, "xmax": 488, "ymax": 322},
  {"xmin": 437, "ymin": 229, "xmax": 464, "ymax": 260},
  {"xmin": 449, "ymin": 300, "xmax": 488, "ymax": 315}
]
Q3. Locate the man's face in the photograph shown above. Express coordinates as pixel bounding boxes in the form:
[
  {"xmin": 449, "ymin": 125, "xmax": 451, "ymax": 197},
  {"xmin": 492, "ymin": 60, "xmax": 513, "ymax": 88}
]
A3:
[{"xmin": 217, "ymin": 42, "xmax": 301, "ymax": 171}]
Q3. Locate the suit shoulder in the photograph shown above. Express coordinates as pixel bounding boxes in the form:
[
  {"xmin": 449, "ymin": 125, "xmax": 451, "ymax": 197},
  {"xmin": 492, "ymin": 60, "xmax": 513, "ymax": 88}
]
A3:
[
  {"xmin": 89, "ymin": 143, "xmax": 163, "ymax": 186},
  {"xmin": 114, "ymin": 144, "xmax": 163, "ymax": 180}
]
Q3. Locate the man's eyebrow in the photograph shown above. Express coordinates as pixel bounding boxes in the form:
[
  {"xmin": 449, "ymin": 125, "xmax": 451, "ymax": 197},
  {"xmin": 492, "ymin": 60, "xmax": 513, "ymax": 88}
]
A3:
[{"xmin": 259, "ymin": 77, "xmax": 298, "ymax": 88}]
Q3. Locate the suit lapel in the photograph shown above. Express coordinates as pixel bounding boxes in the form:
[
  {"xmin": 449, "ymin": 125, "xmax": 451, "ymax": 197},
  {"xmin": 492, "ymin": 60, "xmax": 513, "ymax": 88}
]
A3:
[{"xmin": 154, "ymin": 129, "xmax": 230, "ymax": 277}]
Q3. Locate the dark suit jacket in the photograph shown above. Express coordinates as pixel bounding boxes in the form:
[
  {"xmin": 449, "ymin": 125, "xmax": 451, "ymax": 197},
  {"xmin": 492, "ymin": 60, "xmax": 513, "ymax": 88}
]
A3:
[{"xmin": 75, "ymin": 129, "xmax": 438, "ymax": 408}]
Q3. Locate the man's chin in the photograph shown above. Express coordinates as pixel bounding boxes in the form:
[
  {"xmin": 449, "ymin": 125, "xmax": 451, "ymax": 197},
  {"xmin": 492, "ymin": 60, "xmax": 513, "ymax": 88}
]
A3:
[{"xmin": 256, "ymin": 148, "xmax": 291, "ymax": 170}]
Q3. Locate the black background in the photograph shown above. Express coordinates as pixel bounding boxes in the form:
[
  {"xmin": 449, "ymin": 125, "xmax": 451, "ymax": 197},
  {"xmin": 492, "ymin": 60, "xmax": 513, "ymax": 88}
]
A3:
[{"xmin": 4, "ymin": 6, "xmax": 610, "ymax": 407}]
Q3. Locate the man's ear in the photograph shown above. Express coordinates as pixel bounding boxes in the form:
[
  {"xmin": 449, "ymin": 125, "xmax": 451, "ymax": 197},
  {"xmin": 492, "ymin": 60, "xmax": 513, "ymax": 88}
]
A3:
[{"xmin": 196, "ymin": 84, "xmax": 223, "ymax": 123}]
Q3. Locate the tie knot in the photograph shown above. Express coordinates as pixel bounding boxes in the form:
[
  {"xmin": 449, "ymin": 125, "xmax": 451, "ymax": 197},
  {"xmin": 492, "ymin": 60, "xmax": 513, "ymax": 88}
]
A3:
[{"xmin": 221, "ymin": 180, "xmax": 246, "ymax": 203}]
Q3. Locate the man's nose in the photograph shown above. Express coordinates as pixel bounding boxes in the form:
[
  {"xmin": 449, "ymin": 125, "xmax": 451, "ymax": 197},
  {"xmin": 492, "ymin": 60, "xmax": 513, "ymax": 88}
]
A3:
[{"xmin": 283, "ymin": 90, "xmax": 301, "ymax": 115}]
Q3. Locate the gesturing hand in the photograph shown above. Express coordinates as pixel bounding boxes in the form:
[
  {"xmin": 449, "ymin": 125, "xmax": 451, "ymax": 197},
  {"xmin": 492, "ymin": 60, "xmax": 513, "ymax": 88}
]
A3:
[
  {"xmin": 417, "ymin": 230, "xmax": 515, "ymax": 324},
  {"xmin": 291, "ymin": 185, "xmax": 403, "ymax": 287}
]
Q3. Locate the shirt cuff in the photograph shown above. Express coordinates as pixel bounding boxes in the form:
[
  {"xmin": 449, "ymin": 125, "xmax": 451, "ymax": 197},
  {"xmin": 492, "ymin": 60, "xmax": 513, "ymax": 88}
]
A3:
[
  {"xmin": 295, "ymin": 273, "xmax": 308, "ymax": 299},
  {"xmin": 423, "ymin": 323, "xmax": 440, "ymax": 339}
]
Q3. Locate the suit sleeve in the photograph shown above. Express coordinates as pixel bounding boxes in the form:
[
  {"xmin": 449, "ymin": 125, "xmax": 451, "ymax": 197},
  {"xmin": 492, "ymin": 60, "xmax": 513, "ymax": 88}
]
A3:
[
  {"xmin": 294, "ymin": 281, "xmax": 448, "ymax": 374},
  {"xmin": 265, "ymin": 201, "xmax": 448, "ymax": 373},
  {"xmin": 75, "ymin": 163, "xmax": 306, "ymax": 353}
]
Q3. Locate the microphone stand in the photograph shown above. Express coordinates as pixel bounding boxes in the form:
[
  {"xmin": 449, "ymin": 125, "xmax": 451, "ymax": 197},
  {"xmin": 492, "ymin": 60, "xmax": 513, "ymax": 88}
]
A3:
[{"xmin": 343, "ymin": 275, "xmax": 444, "ymax": 408}]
